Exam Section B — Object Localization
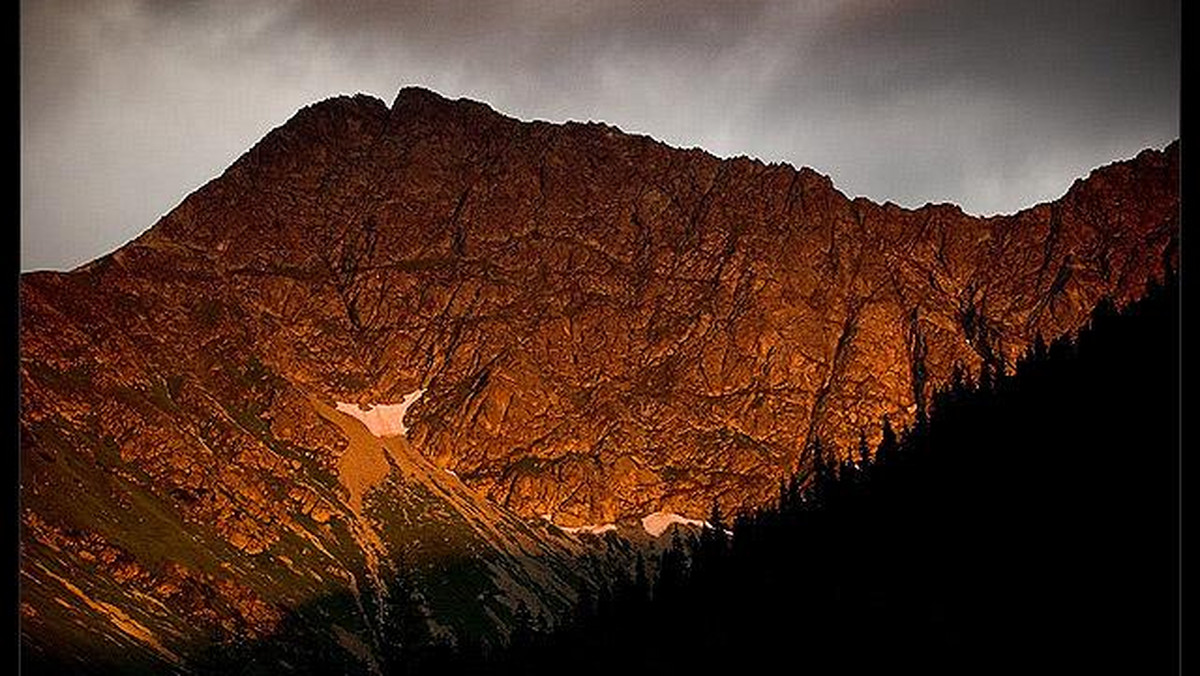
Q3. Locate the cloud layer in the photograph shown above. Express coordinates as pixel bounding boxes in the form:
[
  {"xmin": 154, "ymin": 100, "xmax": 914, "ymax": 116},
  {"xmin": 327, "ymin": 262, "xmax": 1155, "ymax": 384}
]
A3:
[{"xmin": 21, "ymin": 0, "xmax": 1179, "ymax": 270}]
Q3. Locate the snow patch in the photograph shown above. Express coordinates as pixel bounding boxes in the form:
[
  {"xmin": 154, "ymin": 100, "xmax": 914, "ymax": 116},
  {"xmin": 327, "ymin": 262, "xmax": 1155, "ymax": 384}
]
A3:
[
  {"xmin": 336, "ymin": 389, "xmax": 424, "ymax": 437},
  {"xmin": 641, "ymin": 511, "xmax": 707, "ymax": 537},
  {"xmin": 559, "ymin": 523, "xmax": 617, "ymax": 535}
]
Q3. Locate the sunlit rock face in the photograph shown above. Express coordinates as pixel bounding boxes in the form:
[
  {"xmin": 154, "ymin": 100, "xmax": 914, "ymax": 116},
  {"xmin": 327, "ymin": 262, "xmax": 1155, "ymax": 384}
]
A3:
[
  {"xmin": 23, "ymin": 88, "xmax": 1178, "ymax": 524},
  {"xmin": 18, "ymin": 87, "xmax": 1177, "ymax": 667}
]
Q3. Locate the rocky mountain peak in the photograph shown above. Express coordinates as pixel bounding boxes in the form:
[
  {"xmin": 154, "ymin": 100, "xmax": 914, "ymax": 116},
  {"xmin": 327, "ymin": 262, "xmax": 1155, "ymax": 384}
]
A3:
[
  {"xmin": 30, "ymin": 89, "xmax": 1179, "ymax": 527},
  {"xmin": 390, "ymin": 84, "xmax": 490, "ymax": 115}
]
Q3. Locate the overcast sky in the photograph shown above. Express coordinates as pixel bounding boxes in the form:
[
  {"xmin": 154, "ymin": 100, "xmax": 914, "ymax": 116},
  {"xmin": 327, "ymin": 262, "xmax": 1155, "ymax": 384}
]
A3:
[{"xmin": 21, "ymin": 0, "xmax": 1179, "ymax": 271}]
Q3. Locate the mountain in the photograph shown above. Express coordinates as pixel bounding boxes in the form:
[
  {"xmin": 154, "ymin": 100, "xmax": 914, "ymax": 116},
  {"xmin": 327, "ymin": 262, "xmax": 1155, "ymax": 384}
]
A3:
[{"xmin": 19, "ymin": 86, "xmax": 1178, "ymax": 670}]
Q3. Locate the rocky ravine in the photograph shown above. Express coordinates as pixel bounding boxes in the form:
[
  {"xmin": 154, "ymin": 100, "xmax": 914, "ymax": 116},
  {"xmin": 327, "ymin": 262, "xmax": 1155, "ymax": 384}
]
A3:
[{"xmin": 20, "ymin": 86, "xmax": 1177, "ymax": 666}]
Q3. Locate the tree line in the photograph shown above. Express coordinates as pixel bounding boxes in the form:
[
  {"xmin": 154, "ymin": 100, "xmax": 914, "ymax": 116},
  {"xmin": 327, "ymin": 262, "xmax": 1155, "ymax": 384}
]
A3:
[
  {"xmin": 165, "ymin": 273, "xmax": 1176, "ymax": 676},
  {"xmin": 425, "ymin": 272, "xmax": 1178, "ymax": 675}
]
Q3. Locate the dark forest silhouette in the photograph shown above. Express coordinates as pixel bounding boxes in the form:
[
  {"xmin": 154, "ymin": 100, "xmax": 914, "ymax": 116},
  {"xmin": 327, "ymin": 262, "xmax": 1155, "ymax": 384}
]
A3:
[
  {"xmin": 25, "ymin": 274, "xmax": 1178, "ymax": 675},
  {"xmin": 433, "ymin": 273, "xmax": 1180, "ymax": 676}
]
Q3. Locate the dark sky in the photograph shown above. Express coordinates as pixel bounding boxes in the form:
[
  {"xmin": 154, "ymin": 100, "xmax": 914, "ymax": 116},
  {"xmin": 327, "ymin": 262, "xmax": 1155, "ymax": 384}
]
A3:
[{"xmin": 20, "ymin": 0, "xmax": 1179, "ymax": 271}]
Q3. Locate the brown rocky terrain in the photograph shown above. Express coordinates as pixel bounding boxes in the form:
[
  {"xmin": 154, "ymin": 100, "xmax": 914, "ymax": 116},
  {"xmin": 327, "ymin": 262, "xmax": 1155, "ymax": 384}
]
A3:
[{"xmin": 19, "ymin": 86, "xmax": 1177, "ymax": 668}]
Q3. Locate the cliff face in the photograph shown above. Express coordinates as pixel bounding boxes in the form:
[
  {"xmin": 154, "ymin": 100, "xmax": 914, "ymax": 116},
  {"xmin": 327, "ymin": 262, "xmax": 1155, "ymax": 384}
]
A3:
[{"xmin": 19, "ymin": 86, "xmax": 1177, "ymax": 665}]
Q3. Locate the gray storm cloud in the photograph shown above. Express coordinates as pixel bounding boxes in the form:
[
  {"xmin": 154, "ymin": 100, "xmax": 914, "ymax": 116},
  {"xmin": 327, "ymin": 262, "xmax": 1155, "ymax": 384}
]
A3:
[{"xmin": 20, "ymin": 0, "xmax": 1178, "ymax": 271}]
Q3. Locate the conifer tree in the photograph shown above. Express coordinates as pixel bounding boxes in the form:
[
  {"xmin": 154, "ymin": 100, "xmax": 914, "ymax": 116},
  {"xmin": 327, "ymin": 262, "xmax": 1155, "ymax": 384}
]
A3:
[
  {"xmin": 857, "ymin": 429, "xmax": 871, "ymax": 468},
  {"xmin": 1032, "ymin": 332, "xmax": 1048, "ymax": 364},
  {"xmin": 633, "ymin": 552, "xmax": 650, "ymax": 606},
  {"xmin": 979, "ymin": 359, "xmax": 995, "ymax": 393},
  {"xmin": 698, "ymin": 499, "xmax": 728, "ymax": 575},
  {"xmin": 656, "ymin": 531, "xmax": 688, "ymax": 603},
  {"xmin": 877, "ymin": 416, "xmax": 899, "ymax": 467},
  {"xmin": 951, "ymin": 361, "xmax": 967, "ymax": 394}
]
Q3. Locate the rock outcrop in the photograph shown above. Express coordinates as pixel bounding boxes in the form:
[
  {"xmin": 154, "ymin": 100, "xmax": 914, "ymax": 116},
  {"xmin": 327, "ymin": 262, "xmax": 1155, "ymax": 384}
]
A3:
[{"xmin": 19, "ymin": 86, "xmax": 1178, "ymax": 667}]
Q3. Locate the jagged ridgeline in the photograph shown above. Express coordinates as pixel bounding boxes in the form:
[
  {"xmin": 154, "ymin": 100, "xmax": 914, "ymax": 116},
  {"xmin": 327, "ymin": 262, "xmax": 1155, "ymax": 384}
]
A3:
[{"xmin": 19, "ymin": 87, "xmax": 1178, "ymax": 672}]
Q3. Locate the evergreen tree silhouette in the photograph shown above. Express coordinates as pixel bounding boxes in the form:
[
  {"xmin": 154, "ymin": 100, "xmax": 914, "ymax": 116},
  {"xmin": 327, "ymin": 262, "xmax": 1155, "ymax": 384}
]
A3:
[
  {"xmin": 857, "ymin": 429, "xmax": 871, "ymax": 468},
  {"xmin": 655, "ymin": 530, "xmax": 688, "ymax": 604},
  {"xmin": 876, "ymin": 415, "xmax": 899, "ymax": 468},
  {"xmin": 1031, "ymin": 332, "xmax": 1047, "ymax": 364}
]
